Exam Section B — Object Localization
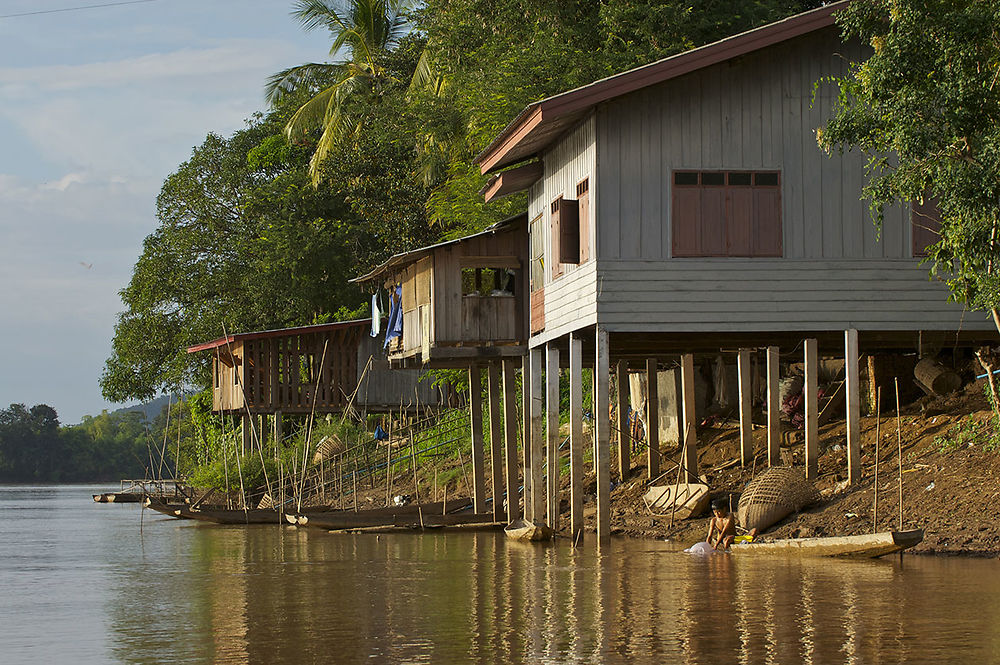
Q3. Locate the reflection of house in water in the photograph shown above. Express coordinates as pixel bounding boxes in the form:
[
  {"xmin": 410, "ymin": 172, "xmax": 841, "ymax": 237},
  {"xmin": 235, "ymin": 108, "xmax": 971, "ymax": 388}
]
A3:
[{"xmin": 187, "ymin": 319, "xmax": 446, "ymax": 450}]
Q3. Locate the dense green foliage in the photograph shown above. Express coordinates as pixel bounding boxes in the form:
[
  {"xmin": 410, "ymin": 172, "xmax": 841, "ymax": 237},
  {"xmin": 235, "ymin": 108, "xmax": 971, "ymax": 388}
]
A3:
[
  {"xmin": 820, "ymin": 0, "xmax": 1000, "ymax": 330},
  {"xmin": 0, "ymin": 404, "xmax": 152, "ymax": 482}
]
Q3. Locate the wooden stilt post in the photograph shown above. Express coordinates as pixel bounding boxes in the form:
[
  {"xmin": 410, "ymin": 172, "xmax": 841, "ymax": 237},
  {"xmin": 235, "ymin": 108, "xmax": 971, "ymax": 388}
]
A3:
[
  {"xmin": 487, "ymin": 362, "xmax": 505, "ymax": 522},
  {"xmin": 738, "ymin": 349, "xmax": 753, "ymax": 467},
  {"xmin": 845, "ymin": 329, "xmax": 862, "ymax": 484},
  {"xmin": 468, "ymin": 364, "xmax": 486, "ymax": 514},
  {"xmin": 546, "ymin": 344, "xmax": 561, "ymax": 530},
  {"xmin": 240, "ymin": 415, "xmax": 250, "ymax": 457},
  {"xmin": 766, "ymin": 346, "xmax": 781, "ymax": 466},
  {"xmin": 646, "ymin": 358, "xmax": 660, "ymax": 480},
  {"xmin": 616, "ymin": 360, "xmax": 630, "ymax": 481},
  {"xmin": 529, "ymin": 347, "xmax": 545, "ymax": 523},
  {"xmin": 273, "ymin": 411, "xmax": 283, "ymax": 450},
  {"xmin": 680, "ymin": 353, "xmax": 699, "ymax": 482},
  {"xmin": 502, "ymin": 358, "xmax": 521, "ymax": 522},
  {"xmin": 521, "ymin": 354, "xmax": 533, "ymax": 521},
  {"xmin": 595, "ymin": 327, "xmax": 611, "ymax": 544},
  {"xmin": 804, "ymin": 339, "xmax": 819, "ymax": 479},
  {"xmin": 569, "ymin": 333, "xmax": 584, "ymax": 540}
]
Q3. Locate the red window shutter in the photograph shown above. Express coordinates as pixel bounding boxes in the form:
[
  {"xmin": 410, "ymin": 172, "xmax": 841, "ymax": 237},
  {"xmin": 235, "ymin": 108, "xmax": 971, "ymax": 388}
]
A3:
[
  {"xmin": 550, "ymin": 198, "xmax": 563, "ymax": 278},
  {"xmin": 672, "ymin": 187, "xmax": 701, "ymax": 256},
  {"xmin": 559, "ymin": 198, "xmax": 580, "ymax": 264},
  {"xmin": 578, "ymin": 183, "xmax": 590, "ymax": 263},
  {"xmin": 753, "ymin": 188, "xmax": 782, "ymax": 256},
  {"xmin": 700, "ymin": 188, "xmax": 727, "ymax": 256},
  {"xmin": 727, "ymin": 187, "xmax": 753, "ymax": 256},
  {"xmin": 912, "ymin": 197, "xmax": 942, "ymax": 257}
]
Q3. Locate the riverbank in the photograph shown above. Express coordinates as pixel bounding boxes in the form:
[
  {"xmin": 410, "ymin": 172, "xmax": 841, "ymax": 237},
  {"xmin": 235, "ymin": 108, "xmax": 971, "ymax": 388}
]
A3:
[{"xmin": 600, "ymin": 379, "xmax": 1000, "ymax": 557}]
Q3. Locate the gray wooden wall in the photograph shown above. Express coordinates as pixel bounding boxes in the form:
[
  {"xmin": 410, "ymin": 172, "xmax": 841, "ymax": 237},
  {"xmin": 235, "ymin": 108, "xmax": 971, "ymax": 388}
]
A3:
[
  {"xmin": 585, "ymin": 26, "xmax": 990, "ymax": 334},
  {"xmin": 528, "ymin": 116, "xmax": 598, "ymax": 345},
  {"xmin": 355, "ymin": 334, "xmax": 443, "ymax": 410}
]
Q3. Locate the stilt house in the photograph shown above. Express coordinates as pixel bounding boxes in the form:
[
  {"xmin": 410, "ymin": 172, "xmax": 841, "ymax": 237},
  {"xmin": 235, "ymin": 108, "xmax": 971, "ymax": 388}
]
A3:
[
  {"xmin": 352, "ymin": 216, "xmax": 529, "ymax": 368},
  {"xmin": 469, "ymin": 2, "xmax": 997, "ymax": 542},
  {"xmin": 188, "ymin": 320, "xmax": 444, "ymax": 415}
]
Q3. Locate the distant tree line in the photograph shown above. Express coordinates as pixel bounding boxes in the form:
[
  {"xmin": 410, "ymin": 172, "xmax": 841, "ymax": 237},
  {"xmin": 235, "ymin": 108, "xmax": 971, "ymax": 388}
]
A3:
[{"xmin": 0, "ymin": 404, "xmax": 159, "ymax": 483}]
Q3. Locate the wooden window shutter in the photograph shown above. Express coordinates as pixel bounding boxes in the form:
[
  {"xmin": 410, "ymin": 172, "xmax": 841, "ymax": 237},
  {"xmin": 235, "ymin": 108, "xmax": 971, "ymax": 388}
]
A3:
[
  {"xmin": 577, "ymin": 179, "xmax": 590, "ymax": 263},
  {"xmin": 558, "ymin": 198, "xmax": 580, "ymax": 264},
  {"xmin": 727, "ymin": 186, "xmax": 753, "ymax": 256},
  {"xmin": 912, "ymin": 196, "xmax": 942, "ymax": 257},
  {"xmin": 672, "ymin": 187, "xmax": 701, "ymax": 256},
  {"xmin": 550, "ymin": 198, "xmax": 563, "ymax": 278},
  {"xmin": 752, "ymin": 187, "xmax": 782, "ymax": 256},
  {"xmin": 699, "ymin": 187, "xmax": 727, "ymax": 256}
]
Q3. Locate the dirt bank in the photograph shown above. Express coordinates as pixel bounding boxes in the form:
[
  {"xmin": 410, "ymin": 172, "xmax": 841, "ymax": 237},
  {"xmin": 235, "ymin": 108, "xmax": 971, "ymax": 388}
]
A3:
[{"xmin": 590, "ymin": 379, "xmax": 1000, "ymax": 557}]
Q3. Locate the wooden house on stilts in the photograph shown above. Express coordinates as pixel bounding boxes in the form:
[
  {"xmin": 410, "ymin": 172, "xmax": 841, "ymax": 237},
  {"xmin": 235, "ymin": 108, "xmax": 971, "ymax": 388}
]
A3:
[
  {"xmin": 188, "ymin": 320, "xmax": 446, "ymax": 453},
  {"xmin": 467, "ymin": 1, "xmax": 996, "ymax": 542}
]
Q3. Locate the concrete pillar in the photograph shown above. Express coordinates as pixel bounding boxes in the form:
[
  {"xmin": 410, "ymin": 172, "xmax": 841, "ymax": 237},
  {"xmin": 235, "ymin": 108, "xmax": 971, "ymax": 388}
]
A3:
[
  {"xmin": 529, "ymin": 347, "xmax": 545, "ymax": 523},
  {"xmin": 546, "ymin": 344, "xmax": 561, "ymax": 530},
  {"xmin": 502, "ymin": 358, "xmax": 521, "ymax": 522},
  {"xmin": 569, "ymin": 333, "xmax": 584, "ymax": 539}
]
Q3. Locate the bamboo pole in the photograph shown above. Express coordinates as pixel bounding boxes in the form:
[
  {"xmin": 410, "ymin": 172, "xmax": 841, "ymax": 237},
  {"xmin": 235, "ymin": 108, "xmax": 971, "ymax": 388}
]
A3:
[
  {"xmin": 410, "ymin": 431, "xmax": 420, "ymax": 503},
  {"xmin": 352, "ymin": 469, "xmax": 358, "ymax": 512},
  {"xmin": 874, "ymin": 386, "xmax": 881, "ymax": 533},
  {"xmin": 895, "ymin": 378, "xmax": 903, "ymax": 530}
]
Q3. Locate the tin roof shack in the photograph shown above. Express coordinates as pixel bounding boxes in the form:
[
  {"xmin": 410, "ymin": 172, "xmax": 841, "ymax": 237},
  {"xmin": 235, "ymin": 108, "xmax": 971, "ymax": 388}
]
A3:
[
  {"xmin": 188, "ymin": 320, "xmax": 443, "ymax": 415},
  {"xmin": 354, "ymin": 215, "xmax": 529, "ymax": 369},
  {"xmin": 475, "ymin": 2, "xmax": 998, "ymax": 543}
]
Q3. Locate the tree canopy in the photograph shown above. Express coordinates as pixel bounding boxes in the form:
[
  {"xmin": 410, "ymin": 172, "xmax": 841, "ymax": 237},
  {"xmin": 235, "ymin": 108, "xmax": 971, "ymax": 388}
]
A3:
[{"xmin": 819, "ymin": 0, "xmax": 1000, "ymax": 330}]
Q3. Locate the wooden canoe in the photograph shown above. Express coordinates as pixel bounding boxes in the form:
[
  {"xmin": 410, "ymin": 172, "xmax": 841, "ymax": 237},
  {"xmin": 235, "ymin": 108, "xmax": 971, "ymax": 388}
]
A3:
[
  {"xmin": 94, "ymin": 492, "xmax": 143, "ymax": 503},
  {"xmin": 504, "ymin": 519, "xmax": 553, "ymax": 542},
  {"xmin": 642, "ymin": 483, "xmax": 710, "ymax": 519},
  {"xmin": 289, "ymin": 498, "xmax": 473, "ymax": 529},
  {"xmin": 731, "ymin": 529, "xmax": 924, "ymax": 558}
]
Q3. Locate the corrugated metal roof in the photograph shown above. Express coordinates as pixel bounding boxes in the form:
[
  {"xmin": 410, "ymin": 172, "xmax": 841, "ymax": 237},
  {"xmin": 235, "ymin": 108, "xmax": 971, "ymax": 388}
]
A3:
[
  {"xmin": 187, "ymin": 319, "xmax": 368, "ymax": 353},
  {"xmin": 351, "ymin": 212, "xmax": 527, "ymax": 283}
]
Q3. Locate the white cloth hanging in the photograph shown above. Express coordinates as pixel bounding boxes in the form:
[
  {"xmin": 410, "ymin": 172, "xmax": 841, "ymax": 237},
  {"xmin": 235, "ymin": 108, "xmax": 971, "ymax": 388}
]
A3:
[{"xmin": 370, "ymin": 292, "xmax": 381, "ymax": 338}]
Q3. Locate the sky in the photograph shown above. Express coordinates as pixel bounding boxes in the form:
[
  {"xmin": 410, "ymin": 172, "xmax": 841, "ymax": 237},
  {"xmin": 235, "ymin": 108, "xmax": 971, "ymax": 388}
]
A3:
[{"xmin": 0, "ymin": 0, "xmax": 332, "ymax": 423}]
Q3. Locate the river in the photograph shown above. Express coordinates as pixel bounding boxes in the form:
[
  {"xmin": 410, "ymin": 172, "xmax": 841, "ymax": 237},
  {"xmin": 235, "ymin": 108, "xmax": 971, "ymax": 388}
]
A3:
[{"xmin": 1, "ymin": 485, "xmax": 997, "ymax": 664}]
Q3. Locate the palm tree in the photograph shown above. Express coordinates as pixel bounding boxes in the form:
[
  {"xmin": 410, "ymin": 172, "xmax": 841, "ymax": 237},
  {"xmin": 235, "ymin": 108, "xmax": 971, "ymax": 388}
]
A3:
[{"xmin": 265, "ymin": 0, "xmax": 411, "ymax": 183}]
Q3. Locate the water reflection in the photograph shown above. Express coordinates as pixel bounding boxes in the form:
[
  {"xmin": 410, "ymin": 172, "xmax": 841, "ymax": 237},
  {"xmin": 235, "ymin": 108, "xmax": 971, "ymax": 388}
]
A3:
[{"xmin": 3, "ymin": 487, "xmax": 998, "ymax": 665}]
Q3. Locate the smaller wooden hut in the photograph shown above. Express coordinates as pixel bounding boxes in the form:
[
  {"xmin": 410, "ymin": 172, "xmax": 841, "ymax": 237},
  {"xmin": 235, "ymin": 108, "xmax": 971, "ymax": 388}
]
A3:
[
  {"xmin": 353, "ymin": 215, "xmax": 529, "ymax": 368},
  {"xmin": 188, "ymin": 320, "xmax": 443, "ymax": 415}
]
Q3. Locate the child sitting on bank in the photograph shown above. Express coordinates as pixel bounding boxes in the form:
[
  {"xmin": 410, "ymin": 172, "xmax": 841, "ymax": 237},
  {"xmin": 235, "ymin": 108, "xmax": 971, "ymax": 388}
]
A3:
[{"xmin": 707, "ymin": 499, "xmax": 738, "ymax": 551}]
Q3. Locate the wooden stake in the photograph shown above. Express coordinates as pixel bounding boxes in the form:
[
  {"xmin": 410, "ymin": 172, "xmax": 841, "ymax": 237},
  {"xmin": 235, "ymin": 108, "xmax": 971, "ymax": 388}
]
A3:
[
  {"xmin": 737, "ymin": 349, "xmax": 753, "ymax": 467},
  {"xmin": 895, "ymin": 377, "xmax": 903, "ymax": 530},
  {"xmin": 874, "ymin": 386, "xmax": 881, "ymax": 533},
  {"xmin": 804, "ymin": 339, "xmax": 819, "ymax": 479},
  {"xmin": 409, "ymin": 431, "xmax": 420, "ymax": 503},
  {"xmin": 352, "ymin": 470, "xmax": 358, "ymax": 512}
]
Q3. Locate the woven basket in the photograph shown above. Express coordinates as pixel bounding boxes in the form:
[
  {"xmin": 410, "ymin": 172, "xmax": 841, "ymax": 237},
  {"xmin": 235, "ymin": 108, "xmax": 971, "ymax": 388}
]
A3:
[
  {"xmin": 738, "ymin": 466, "xmax": 817, "ymax": 533},
  {"xmin": 257, "ymin": 493, "xmax": 274, "ymax": 510},
  {"xmin": 311, "ymin": 434, "xmax": 344, "ymax": 464}
]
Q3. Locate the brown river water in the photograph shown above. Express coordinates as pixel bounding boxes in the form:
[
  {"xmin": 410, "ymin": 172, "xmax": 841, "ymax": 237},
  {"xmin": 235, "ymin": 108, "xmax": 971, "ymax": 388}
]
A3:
[{"xmin": 2, "ymin": 485, "xmax": 998, "ymax": 664}]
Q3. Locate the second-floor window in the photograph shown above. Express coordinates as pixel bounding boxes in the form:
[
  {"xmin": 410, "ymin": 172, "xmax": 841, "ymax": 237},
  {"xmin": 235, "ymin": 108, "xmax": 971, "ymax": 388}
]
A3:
[{"xmin": 671, "ymin": 170, "xmax": 782, "ymax": 257}]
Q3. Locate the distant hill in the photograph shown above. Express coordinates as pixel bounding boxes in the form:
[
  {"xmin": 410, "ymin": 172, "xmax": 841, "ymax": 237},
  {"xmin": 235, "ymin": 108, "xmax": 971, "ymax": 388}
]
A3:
[{"xmin": 109, "ymin": 393, "xmax": 188, "ymax": 422}]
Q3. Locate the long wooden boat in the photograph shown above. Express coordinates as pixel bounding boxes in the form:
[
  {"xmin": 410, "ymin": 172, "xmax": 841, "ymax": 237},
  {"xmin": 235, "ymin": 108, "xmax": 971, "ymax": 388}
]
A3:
[
  {"xmin": 289, "ymin": 498, "xmax": 473, "ymax": 529},
  {"xmin": 731, "ymin": 529, "xmax": 924, "ymax": 558},
  {"xmin": 504, "ymin": 519, "xmax": 553, "ymax": 542},
  {"xmin": 144, "ymin": 499, "xmax": 290, "ymax": 524},
  {"xmin": 93, "ymin": 492, "xmax": 144, "ymax": 503}
]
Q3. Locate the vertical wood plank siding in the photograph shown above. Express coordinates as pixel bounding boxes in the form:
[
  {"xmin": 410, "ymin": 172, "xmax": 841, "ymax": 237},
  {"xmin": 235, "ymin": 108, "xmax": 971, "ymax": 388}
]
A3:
[
  {"xmin": 527, "ymin": 117, "xmax": 597, "ymax": 343},
  {"xmin": 584, "ymin": 27, "xmax": 990, "ymax": 334}
]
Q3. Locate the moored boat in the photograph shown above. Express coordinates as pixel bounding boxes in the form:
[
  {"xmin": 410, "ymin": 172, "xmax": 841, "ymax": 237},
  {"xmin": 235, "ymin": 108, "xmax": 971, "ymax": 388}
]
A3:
[{"xmin": 731, "ymin": 529, "xmax": 924, "ymax": 558}]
